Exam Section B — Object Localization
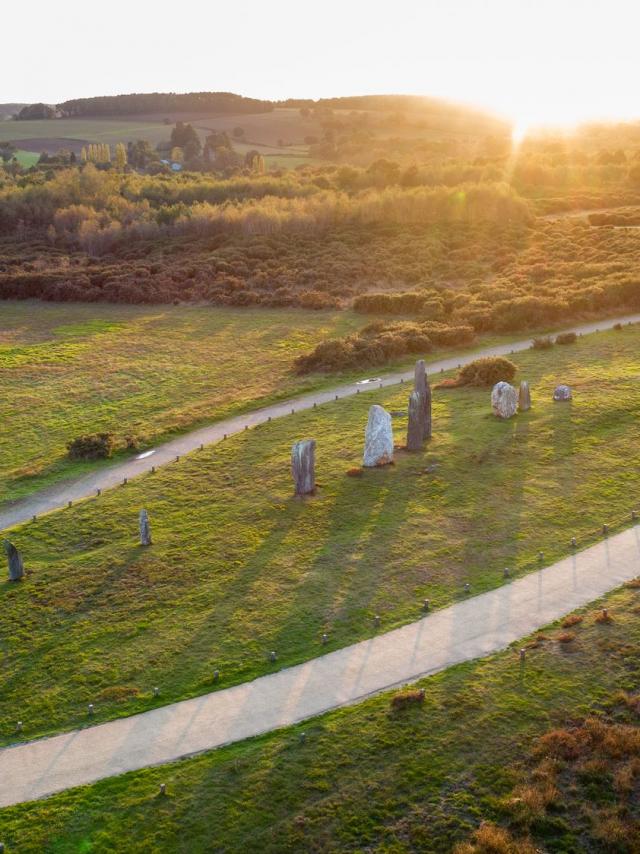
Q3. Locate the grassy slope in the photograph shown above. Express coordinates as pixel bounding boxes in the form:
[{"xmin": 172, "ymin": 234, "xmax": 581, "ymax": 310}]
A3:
[
  {"xmin": 2, "ymin": 326, "xmax": 640, "ymax": 744},
  {"xmin": 0, "ymin": 302, "xmax": 361, "ymax": 504},
  {"xmin": 0, "ymin": 118, "xmax": 172, "ymax": 147},
  {"xmin": 2, "ymin": 583, "xmax": 639, "ymax": 852},
  {"xmin": 13, "ymin": 150, "xmax": 40, "ymax": 167},
  {"xmin": 0, "ymin": 109, "xmax": 316, "ymax": 155}
]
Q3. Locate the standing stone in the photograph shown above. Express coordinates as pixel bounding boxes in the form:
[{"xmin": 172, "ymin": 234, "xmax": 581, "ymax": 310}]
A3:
[
  {"xmin": 414, "ymin": 360, "xmax": 432, "ymax": 439},
  {"xmin": 363, "ymin": 405, "xmax": 394, "ymax": 467},
  {"xmin": 518, "ymin": 380, "xmax": 531, "ymax": 412},
  {"xmin": 4, "ymin": 540, "xmax": 24, "ymax": 581},
  {"xmin": 291, "ymin": 439, "xmax": 316, "ymax": 495},
  {"xmin": 491, "ymin": 382, "xmax": 518, "ymax": 419},
  {"xmin": 406, "ymin": 392, "xmax": 423, "ymax": 451},
  {"xmin": 553, "ymin": 384, "xmax": 572, "ymax": 402},
  {"xmin": 139, "ymin": 509, "xmax": 152, "ymax": 546}
]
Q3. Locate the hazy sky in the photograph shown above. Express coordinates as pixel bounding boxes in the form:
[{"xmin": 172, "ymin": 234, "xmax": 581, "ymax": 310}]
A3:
[{"xmin": 7, "ymin": 0, "xmax": 640, "ymax": 128}]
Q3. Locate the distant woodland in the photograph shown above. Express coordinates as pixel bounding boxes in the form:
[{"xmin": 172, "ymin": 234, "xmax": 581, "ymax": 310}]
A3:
[{"xmin": 3, "ymin": 92, "xmax": 640, "ymax": 371}]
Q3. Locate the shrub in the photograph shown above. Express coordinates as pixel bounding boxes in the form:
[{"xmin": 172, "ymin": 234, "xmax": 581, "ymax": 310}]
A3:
[
  {"xmin": 390, "ymin": 688, "xmax": 425, "ymax": 710},
  {"xmin": 531, "ymin": 336, "xmax": 554, "ymax": 350},
  {"xmin": 434, "ymin": 377, "xmax": 459, "ymax": 389},
  {"xmin": 555, "ymin": 331, "xmax": 577, "ymax": 345},
  {"xmin": 66, "ymin": 432, "xmax": 115, "ymax": 461},
  {"xmin": 456, "ymin": 356, "xmax": 517, "ymax": 387},
  {"xmin": 294, "ymin": 322, "xmax": 438, "ymax": 374},
  {"xmin": 562, "ymin": 614, "xmax": 584, "ymax": 628},
  {"xmin": 346, "ymin": 467, "xmax": 363, "ymax": 477},
  {"xmin": 557, "ymin": 631, "xmax": 576, "ymax": 643},
  {"xmin": 535, "ymin": 728, "xmax": 585, "ymax": 760},
  {"xmin": 353, "ymin": 291, "xmax": 428, "ymax": 314},
  {"xmin": 454, "ymin": 822, "xmax": 537, "ymax": 854}
]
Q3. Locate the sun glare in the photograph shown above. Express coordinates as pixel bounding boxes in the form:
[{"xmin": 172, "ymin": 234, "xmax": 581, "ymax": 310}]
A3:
[{"xmin": 511, "ymin": 121, "xmax": 528, "ymax": 147}]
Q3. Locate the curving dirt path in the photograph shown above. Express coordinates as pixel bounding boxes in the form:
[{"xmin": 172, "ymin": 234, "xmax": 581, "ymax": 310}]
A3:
[
  {"xmin": 2, "ymin": 312, "xmax": 639, "ymax": 534},
  {"xmin": 1, "ymin": 518, "xmax": 639, "ymax": 808}
]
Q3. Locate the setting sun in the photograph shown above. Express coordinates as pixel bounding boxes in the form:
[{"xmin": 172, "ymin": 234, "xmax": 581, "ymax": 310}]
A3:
[{"xmin": 5, "ymin": 0, "xmax": 640, "ymax": 132}]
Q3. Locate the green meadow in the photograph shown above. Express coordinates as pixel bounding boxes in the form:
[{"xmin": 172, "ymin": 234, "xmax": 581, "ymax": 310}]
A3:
[
  {"xmin": 0, "ymin": 302, "xmax": 361, "ymax": 505},
  {"xmin": 2, "ymin": 325, "xmax": 640, "ymax": 744},
  {"xmin": 2, "ymin": 582, "xmax": 639, "ymax": 852}
]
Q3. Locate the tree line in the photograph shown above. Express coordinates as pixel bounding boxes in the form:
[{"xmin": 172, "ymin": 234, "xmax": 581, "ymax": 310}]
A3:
[{"xmin": 16, "ymin": 92, "xmax": 274, "ymax": 120}]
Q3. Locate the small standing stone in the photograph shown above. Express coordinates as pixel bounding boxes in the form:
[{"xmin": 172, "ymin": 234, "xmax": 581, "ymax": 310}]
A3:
[
  {"xmin": 406, "ymin": 392, "xmax": 423, "ymax": 451},
  {"xmin": 553, "ymin": 384, "xmax": 572, "ymax": 402},
  {"xmin": 518, "ymin": 380, "xmax": 531, "ymax": 412},
  {"xmin": 4, "ymin": 540, "xmax": 24, "ymax": 582},
  {"xmin": 363, "ymin": 405, "xmax": 394, "ymax": 467},
  {"xmin": 491, "ymin": 382, "xmax": 518, "ymax": 419},
  {"xmin": 291, "ymin": 439, "xmax": 316, "ymax": 495},
  {"xmin": 414, "ymin": 360, "xmax": 432, "ymax": 440},
  {"xmin": 139, "ymin": 509, "xmax": 152, "ymax": 546}
]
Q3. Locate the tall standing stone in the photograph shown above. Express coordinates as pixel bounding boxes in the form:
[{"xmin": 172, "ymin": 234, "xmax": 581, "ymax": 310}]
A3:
[
  {"xmin": 414, "ymin": 360, "xmax": 432, "ymax": 440},
  {"xmin": 4, "ymin": 540, "xmax": 24, "ymax": 581},
  {"xmin": 491, "ymin": 382, "xmax": 518, "ymax": 419},
  {"xmin": 406, "ymin": 392, "xmax": 423, "ymax": 451},
  {"xmin": 518, "ymin": 380, "xmax": 531, "ymax": 412},
  {"xmin": 363, "ymin": 405, "xmax": 394, "ymax": 467},
  {"xmin": 139, "ymin": 509, "xmax": 152, "ymax": 546},
  {"xmin": 291, "ymin": 439, "xmax": 316, "ymax": 495}
]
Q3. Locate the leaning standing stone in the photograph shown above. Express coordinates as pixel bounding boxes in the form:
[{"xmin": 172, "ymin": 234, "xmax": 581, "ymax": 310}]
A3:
[
  {"xmin": 406, "ymin": 392, "xmax": 423, "ymax": 451},
  {"xmin": 491, "ymin": 382, "xmax": 518, "ymax": 419},
  {"xmin": 553, "ymin": 385, "xmax": 572, "ymax": 401},
  {"xmin": 291, "ymin": 439, "xmax": 316, "ymax": 495},
  {"xmin": 363, "ymin": 405, "xmax": 394, "ymax": 467},
  {"xmin": 139, "ymin": 509, "xmax": 152, "ymax": 546},
  {"xmin": 518, "ymin": 380, "xmax": 531, "ymax": 411},
  {"xmin": 4, "ymin": 540, "xmax": 24, "ymax": 581},
  {"xmin": 414, "ymin": 360, "xmax": 432, "ymax": 439}
]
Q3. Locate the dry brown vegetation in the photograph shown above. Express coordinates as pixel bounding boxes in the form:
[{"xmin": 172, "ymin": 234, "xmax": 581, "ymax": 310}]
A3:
[
  {"xmin": 3, "ymin": 113, "xmax": 640, "ymax": 379},
  {"xmin": 466, "ymin": 699, "xmax": 640, "ymax": 852},
  {"xmin": 454, "ymin": 822, "xmax": 537, "ymax": 854}
]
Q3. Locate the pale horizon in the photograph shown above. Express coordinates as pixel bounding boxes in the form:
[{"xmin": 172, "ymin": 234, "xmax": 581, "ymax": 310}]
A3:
[{"xmin": 5, "ymin": 0, "xmax": 640, "ymax": 133}]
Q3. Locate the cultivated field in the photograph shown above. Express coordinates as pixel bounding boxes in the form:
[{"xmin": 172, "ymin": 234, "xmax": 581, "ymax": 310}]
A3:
[
  {"xmin": 2, "ymin": 325, "xmax": 640, "ymax": 745},
  {"xmin": 0, "ymin": 118, "xmax": 172, "ymax": 148},
  {"xmin": 0, "ymin": 109, "xmax": 316, "ymax": 160}
]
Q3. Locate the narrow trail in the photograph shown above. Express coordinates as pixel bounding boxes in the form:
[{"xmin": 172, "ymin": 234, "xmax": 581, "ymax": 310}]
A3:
[
  {"xmin": 2, "ymin": 312, "xmax": 639, "ymax": 533},
  {"xmin": 2, "ymin": 521, "xmax": 639, "ymax": 808}
]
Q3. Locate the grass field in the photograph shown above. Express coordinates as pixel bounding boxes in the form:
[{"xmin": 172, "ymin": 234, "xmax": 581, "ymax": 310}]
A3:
[
  {"xmin": 2, "ymin": 580, "xmax": 639, "ymax": 852},
  {"xmin": 13, "ymin": 150, "xmax": 40, "ymax": 167},
  {"xmin": 3, "ymin": 325, "xmax": 640, "ymax": 745},
  {"xmin": 0, "ymin": 118, "xmax": 172, "ymax": 148},
  {"xmin": 0, "ymin": 302, "xmax": 363, "ymax": 506},
  {"xmin": 0, "ymin": 109, "xmax": 315, "ymax": 160}
]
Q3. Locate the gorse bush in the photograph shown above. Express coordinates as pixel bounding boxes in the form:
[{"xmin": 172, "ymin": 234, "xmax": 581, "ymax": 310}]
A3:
[
  {"xmin": 66, "ymin": 433, "xmax": 115, "ymax": 461},
  {"xmin": 353, "ymin": 292, "xmax": 429, "ymax": 314},
  {"xmin": 456, "ymin": 356, "xmax": 517, "ymax": 387},
  {"xmin": 294, "ymin": 321, "xmax": 474, "ymax": 374},
  {"xmin": 555, "ymin": 331, "xmax": 577, "ymax": 344},
  {"xmin": 390, "ymin": 689, "xmax": 425, "ymax": 710}
]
